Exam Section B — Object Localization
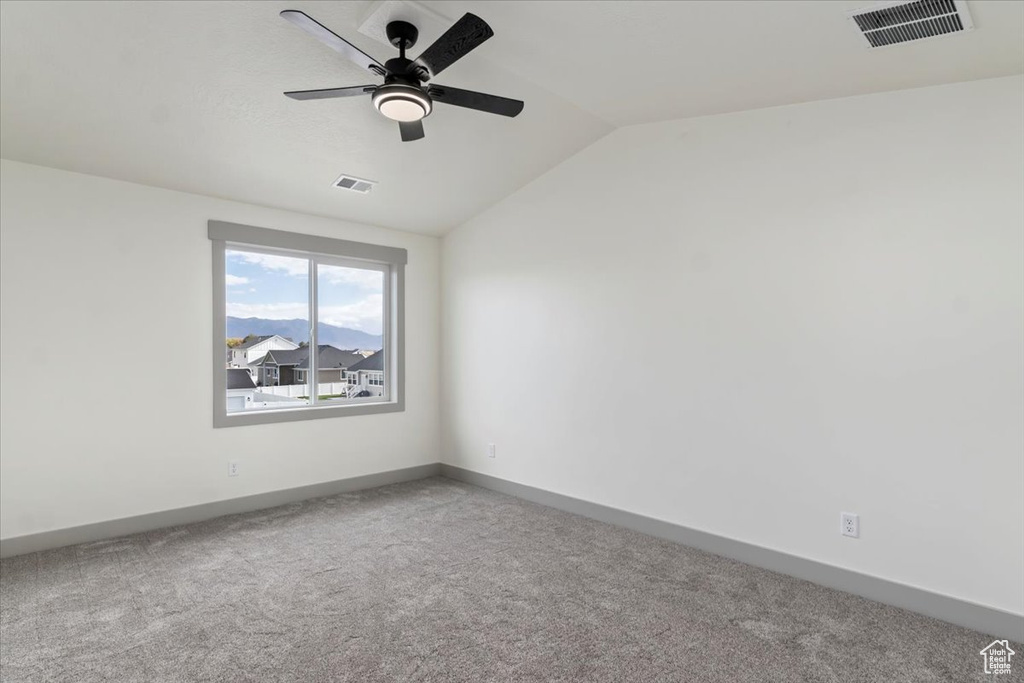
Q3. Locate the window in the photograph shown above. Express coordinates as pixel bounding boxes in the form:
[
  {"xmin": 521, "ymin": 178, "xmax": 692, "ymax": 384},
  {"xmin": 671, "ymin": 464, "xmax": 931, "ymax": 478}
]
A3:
[{"xmin": 210, "ymin": 221, "xmax": 406, "ymax": 427}]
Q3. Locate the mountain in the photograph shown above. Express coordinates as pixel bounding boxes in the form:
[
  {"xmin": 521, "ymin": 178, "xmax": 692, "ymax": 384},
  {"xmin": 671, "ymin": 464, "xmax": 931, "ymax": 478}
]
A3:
[{"xmin": 226, "ymin": 317, "xmax": 383, "ymax": 350}]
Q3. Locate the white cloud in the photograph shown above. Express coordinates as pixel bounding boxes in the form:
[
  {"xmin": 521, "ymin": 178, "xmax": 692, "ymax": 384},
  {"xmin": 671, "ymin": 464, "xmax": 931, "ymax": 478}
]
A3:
[
  {"xmin": 229, "ymin": 251, "xmax": 308, "ymax": 277},
  {"xmin": 226, "ymin": 302, "xmax": 308, "ymax": 320},
  {"xmin": 228, "ymin": 251, "xmax": 382, "ymax": 291},
  {"xmin": 319, "ymin": 265, "xmax": 383, "ymax": 291},
  {"xmin": 225, "ymin": 274, "xmax": 249, "ymax": 286},
  {"xmin": 319, "ymin": 294, "xmax": 384, "ymax": 334}
]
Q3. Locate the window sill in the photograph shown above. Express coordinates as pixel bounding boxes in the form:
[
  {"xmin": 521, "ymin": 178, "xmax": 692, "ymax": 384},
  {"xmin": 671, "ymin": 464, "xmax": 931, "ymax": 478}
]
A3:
[{"xmin": 214, "ymin": 399, "xmax": 404, "ymax": 428}]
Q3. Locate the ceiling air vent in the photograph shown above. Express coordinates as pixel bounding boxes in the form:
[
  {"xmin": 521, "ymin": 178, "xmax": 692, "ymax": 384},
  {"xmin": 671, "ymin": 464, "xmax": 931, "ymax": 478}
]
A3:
[
  {"xmin": 332, "ymin": 174, "xmax": 377, "ymax": 194},
  {"xmin": 848, "ymin": 0, "xmax": 974, "ymax": 48}
]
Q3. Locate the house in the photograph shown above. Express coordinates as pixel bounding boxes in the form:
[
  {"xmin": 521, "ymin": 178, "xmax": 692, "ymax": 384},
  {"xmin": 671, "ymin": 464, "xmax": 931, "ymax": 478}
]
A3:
[
  {"xmin": 345, "ymin": 350, "xmax": 386, "ymax": 397},
  {"xmin": 227, "ymin": 334, "xmax": 299, "ymax": 368},
  {"xmin": 225, "ymin": 368, "xmax": 257, "ymax": 412},
  {"xmin": 250, "ymin": 345, "xmax": 365, "ymax": 387}
]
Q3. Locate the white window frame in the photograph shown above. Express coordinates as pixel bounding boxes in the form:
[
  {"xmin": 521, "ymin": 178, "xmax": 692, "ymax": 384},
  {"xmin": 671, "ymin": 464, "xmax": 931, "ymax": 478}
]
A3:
[{"xmin": 210, "ymin": 220, "xmax": 406, "ymax": 427}]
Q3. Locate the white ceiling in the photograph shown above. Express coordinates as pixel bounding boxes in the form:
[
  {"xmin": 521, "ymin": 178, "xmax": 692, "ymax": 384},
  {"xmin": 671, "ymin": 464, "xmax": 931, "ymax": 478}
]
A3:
[
  {"xmin": 2, "ymin": 1, "xmax": 1021, "ymax": 236},
  {"xmin": 0, "ymin": 1, "xmax": 611, "ymax": 236},
  {"xmin": 431, "ymin": 0, "xmax": 1024, "ymax": 126}
]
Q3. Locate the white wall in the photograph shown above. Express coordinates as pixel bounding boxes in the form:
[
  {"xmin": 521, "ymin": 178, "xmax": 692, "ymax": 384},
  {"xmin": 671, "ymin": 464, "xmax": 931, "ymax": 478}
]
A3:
[
  {"xmin": 3, "ymin": 75, "xmax": 1021, "ymax": 618},
  {"xmin": 0, "ymin": 159, "xmax": 440, "ymax": 539},
  {"xmin": 441, "ymin": 76, "xmax": 1024, "ymax": 615}
]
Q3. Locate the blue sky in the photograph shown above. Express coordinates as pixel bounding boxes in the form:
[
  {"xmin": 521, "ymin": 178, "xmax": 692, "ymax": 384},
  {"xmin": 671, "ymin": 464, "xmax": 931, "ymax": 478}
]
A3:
[{"xmin": 226, "ymin": 250, "xmax": 384, "ymax": 334}]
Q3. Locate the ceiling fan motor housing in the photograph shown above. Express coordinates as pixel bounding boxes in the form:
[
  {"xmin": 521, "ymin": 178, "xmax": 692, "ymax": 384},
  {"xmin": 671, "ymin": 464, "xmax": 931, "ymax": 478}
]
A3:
[
  {"xmin": 386, "ymin": 20, "xmax": 419, "ymax": 50},
  {"xmin": 375, "ymin": 50, "xmax": 433, "ymax": 122}
]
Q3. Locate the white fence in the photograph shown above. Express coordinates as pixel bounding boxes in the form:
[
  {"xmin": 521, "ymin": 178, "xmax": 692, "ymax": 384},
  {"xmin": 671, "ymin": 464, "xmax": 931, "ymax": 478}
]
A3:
[{"xmin": 255, "ymin": 382, "xmax": 351, "ymax": 399}]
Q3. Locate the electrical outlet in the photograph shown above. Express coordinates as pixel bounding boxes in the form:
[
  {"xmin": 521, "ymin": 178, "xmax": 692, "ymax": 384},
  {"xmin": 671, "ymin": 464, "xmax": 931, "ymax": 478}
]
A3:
[
  {"xmin": 228, "ymin": 461, "xmax": 239, "ymax": 477},
  {"xmin": 487, "ymin": 443, "xmax": 496, "ymax": 458},
  {"xmin": 841, "ymin": 512, "xmax": 859, "ymax": 538}
]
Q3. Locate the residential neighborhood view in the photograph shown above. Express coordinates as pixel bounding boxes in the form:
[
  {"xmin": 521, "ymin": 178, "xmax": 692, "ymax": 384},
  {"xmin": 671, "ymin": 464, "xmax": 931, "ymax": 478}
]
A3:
[
  {"xmin": 225, "ymin": 249, "xmax": 385, "ymax": 412},
  {"xmin": 225, "ymin": 331, "xmax": 385, "ymax": 412}
]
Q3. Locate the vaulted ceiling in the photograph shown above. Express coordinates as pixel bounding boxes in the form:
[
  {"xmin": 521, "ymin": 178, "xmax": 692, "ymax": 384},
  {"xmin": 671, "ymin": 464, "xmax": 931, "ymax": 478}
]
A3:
[{"xmin": 2, "ymin": 1, "xmax": 1021, "ymax": 236}]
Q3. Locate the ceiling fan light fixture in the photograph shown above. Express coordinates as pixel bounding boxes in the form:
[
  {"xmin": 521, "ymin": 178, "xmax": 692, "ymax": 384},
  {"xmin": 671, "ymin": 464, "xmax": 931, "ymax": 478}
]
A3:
[
  {"xmin": 280, "ymin": 10, "xmax": 523, "ymax": 141},
  {"xmin": 372, "ymin": 84, "xmax": 432, "ymax": 122}
]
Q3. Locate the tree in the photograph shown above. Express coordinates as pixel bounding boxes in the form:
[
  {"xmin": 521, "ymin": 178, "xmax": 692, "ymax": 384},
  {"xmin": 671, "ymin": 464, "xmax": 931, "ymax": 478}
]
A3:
[{"xmin": 226, "ymin": 337, "xmax": 245, "ymax": 348}]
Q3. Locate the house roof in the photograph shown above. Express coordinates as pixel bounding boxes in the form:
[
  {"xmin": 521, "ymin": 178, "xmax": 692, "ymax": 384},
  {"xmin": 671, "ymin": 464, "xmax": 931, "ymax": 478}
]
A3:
[
  {"xmin": 226, "ymin": 368, "xmax": 256, "ymax": 390},
  {"xmin": 255, "ymin": 345, "xmax": 364, "ymax": 371},
  {"xmin": 304, "ymin": 345, "xmax": 364, "ymax": 371},
  {"xmin": 349, "ymin": 349, "xmax": 383, "ymax": 373},
  {"xmin": 235, "ymin": 335, "xmax": 273, "ymax": 350}
]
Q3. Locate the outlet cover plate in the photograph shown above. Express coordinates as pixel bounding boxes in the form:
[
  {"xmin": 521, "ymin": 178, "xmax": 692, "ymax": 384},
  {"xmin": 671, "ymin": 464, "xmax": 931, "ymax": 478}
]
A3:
[{"xmin": 841, "ymin": 512, "xmax": 860, "ymax": 538}]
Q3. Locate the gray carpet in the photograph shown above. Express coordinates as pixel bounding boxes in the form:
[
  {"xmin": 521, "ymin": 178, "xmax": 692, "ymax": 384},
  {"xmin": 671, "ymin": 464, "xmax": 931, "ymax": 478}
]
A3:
[{"xmin": 0, "ymin": 477, "xmax": 1018, "ymax": 682}]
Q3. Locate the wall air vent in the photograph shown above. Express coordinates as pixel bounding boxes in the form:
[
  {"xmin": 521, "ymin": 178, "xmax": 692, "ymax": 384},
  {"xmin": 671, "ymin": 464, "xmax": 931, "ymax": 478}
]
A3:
[
  {"xmin": 332, "ymin": 174, "xmax": 377, "ymax": 194},
  {"xmin": 848, "ymin": 0, "xmax": 974, "ymax": 48}
]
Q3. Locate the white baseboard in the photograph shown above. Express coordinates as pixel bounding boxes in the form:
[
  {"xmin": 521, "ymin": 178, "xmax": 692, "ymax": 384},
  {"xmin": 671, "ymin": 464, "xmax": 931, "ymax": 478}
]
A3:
[
  {"xmin": 3, "ymin": 460, "xmax": 1019, "ymax": 642},
  {"xmin": 0, "ymin": 463, "xmax": 441, "ymax": 558},
  {"xmin": 440, "ymin": 464, "xmax": 1024, "ymax": 641}
]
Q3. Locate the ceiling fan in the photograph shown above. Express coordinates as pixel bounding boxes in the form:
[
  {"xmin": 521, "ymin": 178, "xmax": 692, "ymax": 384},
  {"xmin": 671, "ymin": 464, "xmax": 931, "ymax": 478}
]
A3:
[{"xmin": 280, "ymin": 10, "xmax": 524, "ymax": 142}]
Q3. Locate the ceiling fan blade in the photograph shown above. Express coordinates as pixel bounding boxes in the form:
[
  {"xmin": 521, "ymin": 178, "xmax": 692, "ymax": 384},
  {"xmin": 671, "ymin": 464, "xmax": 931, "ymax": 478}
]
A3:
[
  {"xmin": 412, "ymin": 13, "xmax": 493, "ymax": 80},
  {"xmin": 281, "ymin": 10, "xmax": 386, "ymax": 77},
  {"xmin": 284, "ymin": 85, "xmax": 377, "ymax": 101},
  {"xmin": 399, "ymin": 120, "xmax": 425, "ymax": 142},
  {"xmin": 426, "ymin": 84, "xmax": 523, "ymax": 118}
]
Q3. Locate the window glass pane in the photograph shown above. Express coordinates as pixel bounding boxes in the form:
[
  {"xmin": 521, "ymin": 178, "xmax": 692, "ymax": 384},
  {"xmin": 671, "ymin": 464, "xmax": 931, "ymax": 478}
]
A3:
[
  {"xmin": 225, "ymin": 249, "xmax": 309, "ymax": 413},
  {"xmin": 316, "ymin": 263, "xmax": 385, "ymax": 403}
]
